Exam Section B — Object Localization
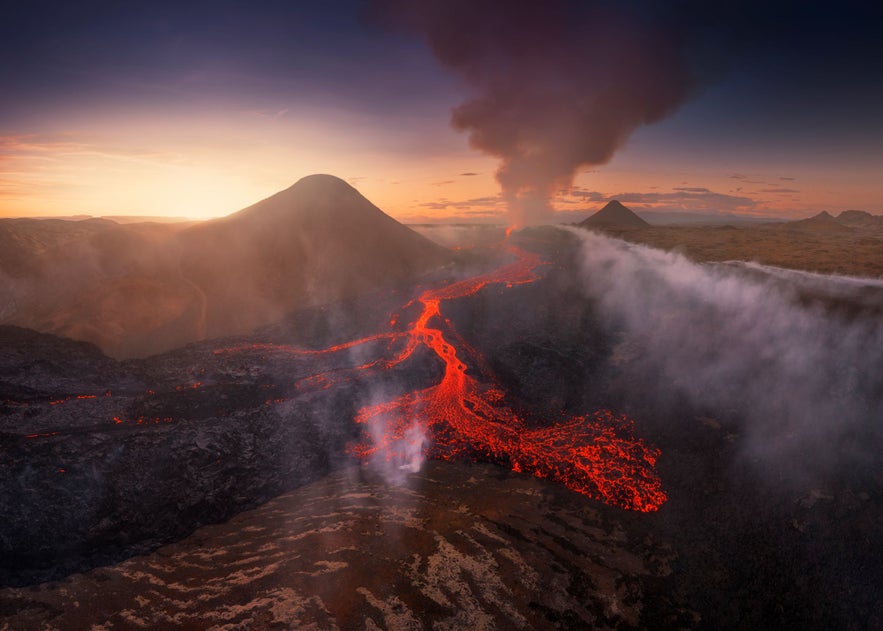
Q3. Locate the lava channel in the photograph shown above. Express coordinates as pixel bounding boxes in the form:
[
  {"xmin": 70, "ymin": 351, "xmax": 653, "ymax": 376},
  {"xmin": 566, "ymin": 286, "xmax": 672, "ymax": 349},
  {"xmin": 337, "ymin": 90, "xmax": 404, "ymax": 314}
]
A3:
[
  {"xmin": 213, "ymin": 243, "xmax": 666, "ymax": 511},
  {"xmin": 344, "ymin": 244, "xmax": 667, "ymax": 513}
]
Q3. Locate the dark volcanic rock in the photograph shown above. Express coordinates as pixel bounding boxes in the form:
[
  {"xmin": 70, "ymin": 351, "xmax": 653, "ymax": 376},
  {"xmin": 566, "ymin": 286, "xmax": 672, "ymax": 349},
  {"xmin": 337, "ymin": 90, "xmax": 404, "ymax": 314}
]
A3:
[
  {"xmin": 0, "ymin": 292, "xmax": 444, "ymax": 586},
  {"xmin": 0, "ymin": 462, "xmax": 690, "ymax": 630},
  {"xmin": 1, "ymin": 229, "xmax": 882, "ymax": 630}
]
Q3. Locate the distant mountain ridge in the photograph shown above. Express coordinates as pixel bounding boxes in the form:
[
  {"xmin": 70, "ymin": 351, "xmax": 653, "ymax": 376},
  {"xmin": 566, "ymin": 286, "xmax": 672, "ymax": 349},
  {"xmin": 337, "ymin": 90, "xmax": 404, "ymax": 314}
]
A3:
[
  {"xmin": 833, "ymin": 209, "xmax": 883, "ymax": 228},
  {"xmin": 0, "ymin": 175, "xmax": 451, "ymax": 358},
  {"xmin": 785, "ymin": 210, "xmax": 854, "ymax": 233},
  {"xmin": 782, "ymin": 209, "xmax": 883, "ymax": 233}
]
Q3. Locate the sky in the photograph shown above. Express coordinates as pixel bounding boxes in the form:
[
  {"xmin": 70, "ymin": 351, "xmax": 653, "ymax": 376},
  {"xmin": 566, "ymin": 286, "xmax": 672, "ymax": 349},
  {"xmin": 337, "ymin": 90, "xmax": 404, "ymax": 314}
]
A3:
[{"xmin": 1, "ymin": 0, "xmax": 882, "ymax": 223}]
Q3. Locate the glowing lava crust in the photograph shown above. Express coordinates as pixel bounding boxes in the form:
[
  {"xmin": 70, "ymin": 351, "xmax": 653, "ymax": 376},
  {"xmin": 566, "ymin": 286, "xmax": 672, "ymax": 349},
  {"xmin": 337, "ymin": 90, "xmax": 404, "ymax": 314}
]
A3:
[{"xmin": 220, "ymin": 243, "xmax": 666, "ymax": 512}]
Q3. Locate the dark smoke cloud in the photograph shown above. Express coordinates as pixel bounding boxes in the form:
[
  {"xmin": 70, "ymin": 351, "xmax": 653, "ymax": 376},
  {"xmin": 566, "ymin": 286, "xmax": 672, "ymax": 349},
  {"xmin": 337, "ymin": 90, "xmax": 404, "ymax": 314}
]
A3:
[
  {"xmin": 374, "ymin": 0, "xmax": 707, "ymax": 226},
  {"xmin": 372, "ymin": 1, "xmax": 883, "ymax": 226}
]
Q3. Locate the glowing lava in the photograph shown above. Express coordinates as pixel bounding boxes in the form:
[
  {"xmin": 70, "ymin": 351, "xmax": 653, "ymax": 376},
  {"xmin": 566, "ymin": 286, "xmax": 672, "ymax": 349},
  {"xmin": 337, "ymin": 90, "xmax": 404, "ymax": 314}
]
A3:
[
  {"xmin": 344, "ymin": 245, "xmax": 666, "ymax": 512},
  {"xmin": 26, "ymin": 243, "xmax": 665, "ymax": 512}
]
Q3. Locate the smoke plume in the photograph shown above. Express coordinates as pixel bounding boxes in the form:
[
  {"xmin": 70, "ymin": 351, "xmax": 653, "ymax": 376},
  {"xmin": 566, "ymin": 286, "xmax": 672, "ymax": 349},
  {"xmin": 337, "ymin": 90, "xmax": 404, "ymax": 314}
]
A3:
[
  {"xmin": 566, "ymin": 227, "xmax": 883, "ymax": 479},
  {"xmin": 375, "ymin": 0, "xmax": 697, "ymax": 226}
]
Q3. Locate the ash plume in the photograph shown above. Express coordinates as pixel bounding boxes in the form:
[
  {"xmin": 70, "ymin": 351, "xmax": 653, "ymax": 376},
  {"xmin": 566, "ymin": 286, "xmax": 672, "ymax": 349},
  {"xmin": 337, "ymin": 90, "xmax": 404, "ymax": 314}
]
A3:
[{"xmin": 374, "ymin": 0, "xmax": 697, "ymax": 226}]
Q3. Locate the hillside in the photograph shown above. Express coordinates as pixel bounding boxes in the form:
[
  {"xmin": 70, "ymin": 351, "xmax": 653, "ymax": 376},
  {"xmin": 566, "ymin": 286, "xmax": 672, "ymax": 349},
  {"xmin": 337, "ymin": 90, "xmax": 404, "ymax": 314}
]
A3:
[{"xmin": 0, "ymin": 175, "xmax": 451, "ymax": 358}]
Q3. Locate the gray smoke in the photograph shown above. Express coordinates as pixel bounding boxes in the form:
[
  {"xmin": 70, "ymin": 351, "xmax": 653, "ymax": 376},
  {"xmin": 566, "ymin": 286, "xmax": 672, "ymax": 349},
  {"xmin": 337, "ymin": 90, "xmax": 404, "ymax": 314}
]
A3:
[
  {"xmin": 375, "ymin": 0, "xmax": 697, "ymax": 226},
  {"xmin": 566, "ymin": 227, "xmax": 883, "ymax": 477}
]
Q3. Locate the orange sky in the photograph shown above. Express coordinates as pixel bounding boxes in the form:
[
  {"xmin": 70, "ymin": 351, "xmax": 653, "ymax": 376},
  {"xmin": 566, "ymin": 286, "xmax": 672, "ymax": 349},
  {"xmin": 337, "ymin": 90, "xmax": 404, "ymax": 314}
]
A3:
[
  {"xmin": 3, "ymin": 2, "xmax": 883, "ymax": 225},
  {"xmin": 2, "ymin": 104, "xmax": 882, "ymax": 224}
]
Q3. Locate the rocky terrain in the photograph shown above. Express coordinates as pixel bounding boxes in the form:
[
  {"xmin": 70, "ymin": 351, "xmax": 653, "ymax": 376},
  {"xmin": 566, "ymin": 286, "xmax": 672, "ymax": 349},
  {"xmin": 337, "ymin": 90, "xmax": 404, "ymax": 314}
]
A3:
[
  {"xmin": 0, "ymin": 289, "xmax": 443, "ymax": 586},
  {"xmin": 1, "ymin": 221, "xmax": 881, "ymax": 629},
  {"xmin": 0, "ymin": 462, "xmax": 688, "ymax": 630}
]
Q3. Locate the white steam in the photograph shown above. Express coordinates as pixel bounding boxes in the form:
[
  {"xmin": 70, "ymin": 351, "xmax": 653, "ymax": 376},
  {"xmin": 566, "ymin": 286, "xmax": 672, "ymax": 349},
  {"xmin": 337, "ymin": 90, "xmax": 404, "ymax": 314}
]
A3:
[
  {"xmin": 566, "ymin": 227, "xmax": 883, "ymax": 474},
  {"xmin": 358, "ymin": 384, "xmax": 429, "ymax": 486}
]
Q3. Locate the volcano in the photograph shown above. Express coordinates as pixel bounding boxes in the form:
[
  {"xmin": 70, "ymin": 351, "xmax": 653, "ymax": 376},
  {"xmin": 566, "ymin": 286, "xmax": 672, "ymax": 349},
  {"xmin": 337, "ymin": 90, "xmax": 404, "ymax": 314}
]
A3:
[
  {"xmin": 177, "ymin": 174, "xmax": 450, "ymax": 344},
  {"xmin": 578, "ymin": 200, "xmax": 650, "ymax": 229},
  {"xmin": 2, "ymin": 186, "xmax": 882, "ymax": 630},
  {"xmin": 0, "ymin": 175, "xmax": 450, "ymax": 358}
]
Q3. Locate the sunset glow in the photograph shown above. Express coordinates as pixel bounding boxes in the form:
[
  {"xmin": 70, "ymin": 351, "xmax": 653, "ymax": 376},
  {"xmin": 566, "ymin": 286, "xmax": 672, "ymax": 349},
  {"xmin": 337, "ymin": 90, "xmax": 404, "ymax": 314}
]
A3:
[{"xmin": 2, "ymin": 2, "xmax": 882, "ymax": 223}]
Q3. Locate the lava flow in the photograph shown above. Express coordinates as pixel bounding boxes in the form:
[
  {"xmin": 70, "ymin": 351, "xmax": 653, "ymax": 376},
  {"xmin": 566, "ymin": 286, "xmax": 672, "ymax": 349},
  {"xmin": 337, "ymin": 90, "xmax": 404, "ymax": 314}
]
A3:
[
  {"xmin": 341, "ymin": 244, "xmax": 667, "ymax": 513},
  {"xmin": 212, "ymin": 243, "xmax": 664, "ymax": 511}
]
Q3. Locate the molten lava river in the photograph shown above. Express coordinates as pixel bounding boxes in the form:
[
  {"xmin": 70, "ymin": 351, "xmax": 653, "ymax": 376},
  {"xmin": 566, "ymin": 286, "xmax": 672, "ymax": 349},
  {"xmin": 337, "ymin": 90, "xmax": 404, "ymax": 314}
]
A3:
[{"xmin": 219, "ymin": 243, "xmax": 666, "ymax": 513}]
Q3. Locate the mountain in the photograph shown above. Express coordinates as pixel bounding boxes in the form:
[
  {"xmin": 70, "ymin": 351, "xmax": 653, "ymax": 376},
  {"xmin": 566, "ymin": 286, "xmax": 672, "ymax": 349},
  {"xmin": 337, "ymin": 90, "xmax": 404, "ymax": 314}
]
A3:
[
  {"xmin": 836, "ymin": 209, "xmax": 883, "ymax": 229},
  {"xmin": 0, "ymin": 175, "xmax": 451, "ymax": 358},
  {"xmin": 784, "ymin": 210, "xmax": 854, "ymax": 233},
  {"xmin": 578, "ymin": 200, "xmax": 650, "ymax": 229},
  {"xmin": 175, "ymin": 174, "xmax": 450, "ymax": 343}
]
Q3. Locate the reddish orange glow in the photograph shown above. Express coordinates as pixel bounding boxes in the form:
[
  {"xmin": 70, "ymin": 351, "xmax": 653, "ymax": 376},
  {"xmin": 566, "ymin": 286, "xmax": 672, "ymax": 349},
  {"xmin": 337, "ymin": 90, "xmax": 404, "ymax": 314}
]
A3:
[
  {"xmin": 342, "ymin": 245, "xmax": 666, "ymax": 512},
  {"xmin": 112, "ymin": 416, "xmax": 175, "ymax": 426},
  {"xmin": 214, "ymin": 245, "xmax": 666, "ymax": 511},
  {"xmin": 49, "ymin": 394, "xmax": 99, "ymax": 406},
  {"xmin": 25, "ymin": 243, "xmax": 665, "ymax": 512}
]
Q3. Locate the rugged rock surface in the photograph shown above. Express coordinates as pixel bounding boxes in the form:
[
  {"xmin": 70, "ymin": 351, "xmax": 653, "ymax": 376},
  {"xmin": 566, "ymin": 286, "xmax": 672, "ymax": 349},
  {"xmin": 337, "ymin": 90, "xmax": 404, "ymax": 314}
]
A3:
[
  {"xmin": 0, "ymin": 289, "xmax": 443, "ymax": 586},
  {"xmin": 0, "ymin": 462, "xmax": 690, "ymax": 630},
  {"xmin": 1, "ymin": 230, "xmax": 882, "ymax": 629}
]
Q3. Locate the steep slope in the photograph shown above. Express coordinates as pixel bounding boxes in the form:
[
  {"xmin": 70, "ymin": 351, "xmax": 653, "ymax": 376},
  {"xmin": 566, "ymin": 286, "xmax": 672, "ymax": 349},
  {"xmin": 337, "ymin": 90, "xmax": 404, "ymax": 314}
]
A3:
[
  {"xmin": 0, "ymin": 175, "xmax": 451, "ymax": 358},
  {"xmin": 176, "ymin": 174, "xmax": 450, "ymax": 340},
  {"xmin": 579, "ymin": 200, "xmax": 650, "ymax": 229}
]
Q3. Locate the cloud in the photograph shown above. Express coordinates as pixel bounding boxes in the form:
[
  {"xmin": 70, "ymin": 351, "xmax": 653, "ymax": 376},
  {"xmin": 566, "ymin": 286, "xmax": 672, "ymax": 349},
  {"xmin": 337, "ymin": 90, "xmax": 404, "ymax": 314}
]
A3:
[
  {"xmin": 0, "ymin": 133, "xmax": 178, "ymax": 166},
  {"xmin": 614, "ymin": 190, "xmax": 757, "ymax": 213},
  {"xmin": 376, "ymin": 0, "xmax": 700, "ymax": 226},
  {"xmin": 569, "ymin": 188, "xmax": 607, "ymax": 202},
  {"xmin": 419, "ymin": 195, "xmax": 503, "ymax": 211},
  {"xmin": 459, "ymin": 172, "xmax": 479, "ymax": 176},
  {"xmin": 759, "ymin": 188, "xmax": 800, "ymax": 194}
]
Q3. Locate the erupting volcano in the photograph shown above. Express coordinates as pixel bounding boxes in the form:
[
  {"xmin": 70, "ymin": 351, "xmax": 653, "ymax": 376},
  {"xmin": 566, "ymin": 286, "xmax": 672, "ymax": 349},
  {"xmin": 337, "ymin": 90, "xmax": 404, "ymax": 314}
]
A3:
[
  {"xmin": 3, "ymin": 192, "xmax": 883, "ymax": 631},
  {"xmin": 219, "ymin": 240, "xmax": 666, "ymax": 512}
]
